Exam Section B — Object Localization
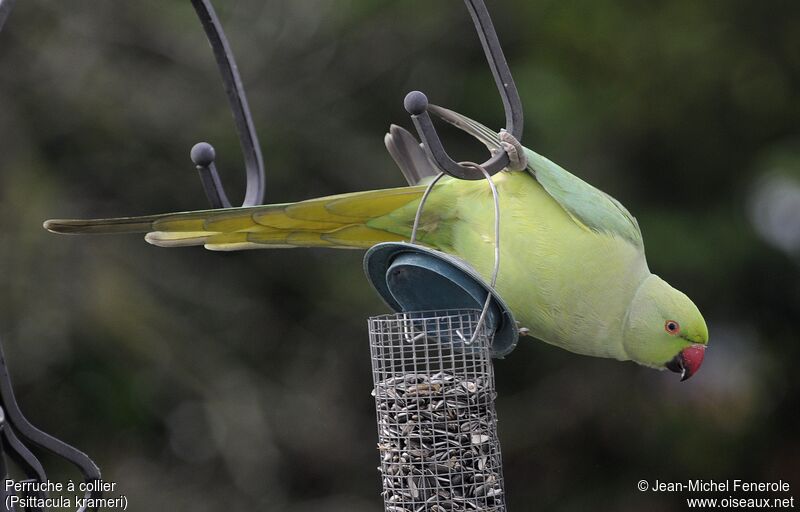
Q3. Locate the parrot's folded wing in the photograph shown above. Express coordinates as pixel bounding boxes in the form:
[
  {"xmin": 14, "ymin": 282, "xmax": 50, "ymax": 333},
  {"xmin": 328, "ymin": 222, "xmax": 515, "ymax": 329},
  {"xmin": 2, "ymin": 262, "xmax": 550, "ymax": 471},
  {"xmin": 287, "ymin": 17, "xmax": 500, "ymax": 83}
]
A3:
[
  {"xmin": 524, "ymin": 151, "xmax": 643, "ymax": 248},
  {"xmin": 429, "ymin": 106, "xmax": 643, "ymax": 249}
]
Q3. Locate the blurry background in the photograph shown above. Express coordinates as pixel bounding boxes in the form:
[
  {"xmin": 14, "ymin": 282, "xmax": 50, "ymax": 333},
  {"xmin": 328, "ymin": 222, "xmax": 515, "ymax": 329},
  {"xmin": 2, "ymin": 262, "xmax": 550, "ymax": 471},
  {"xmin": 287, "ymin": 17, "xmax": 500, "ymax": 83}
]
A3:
[{"xmin": 0, "ymin": 0, "xmax": 798, "ymax": 510}]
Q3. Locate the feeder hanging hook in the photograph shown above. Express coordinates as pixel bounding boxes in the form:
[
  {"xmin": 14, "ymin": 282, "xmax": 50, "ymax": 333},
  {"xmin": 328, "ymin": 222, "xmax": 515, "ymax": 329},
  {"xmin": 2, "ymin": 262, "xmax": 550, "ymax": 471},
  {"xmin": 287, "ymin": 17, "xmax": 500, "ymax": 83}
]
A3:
[
  {"xmin": 189, "ymin": 0, "xmax": 266, "ymax": 208},
  {"xmin": 404, "ymin": 0, "xmax": 524, "ymax": 181}
]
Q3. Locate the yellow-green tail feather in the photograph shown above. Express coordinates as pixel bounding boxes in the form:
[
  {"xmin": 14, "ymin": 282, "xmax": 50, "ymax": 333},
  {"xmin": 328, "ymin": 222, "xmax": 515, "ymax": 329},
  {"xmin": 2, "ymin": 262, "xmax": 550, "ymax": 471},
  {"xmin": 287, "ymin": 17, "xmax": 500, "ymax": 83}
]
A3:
[{"xmin": 44, "ymin": 186, "xmax": 424, "ymax": 251}]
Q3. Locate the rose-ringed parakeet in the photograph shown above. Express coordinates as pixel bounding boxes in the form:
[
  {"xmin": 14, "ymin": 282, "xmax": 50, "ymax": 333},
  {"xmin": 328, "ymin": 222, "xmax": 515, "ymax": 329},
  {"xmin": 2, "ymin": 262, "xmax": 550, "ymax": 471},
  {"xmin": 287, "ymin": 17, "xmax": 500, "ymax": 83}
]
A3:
[{"xmin": 44, "ymin": 107, "xmax": 708, "ymax": 380}]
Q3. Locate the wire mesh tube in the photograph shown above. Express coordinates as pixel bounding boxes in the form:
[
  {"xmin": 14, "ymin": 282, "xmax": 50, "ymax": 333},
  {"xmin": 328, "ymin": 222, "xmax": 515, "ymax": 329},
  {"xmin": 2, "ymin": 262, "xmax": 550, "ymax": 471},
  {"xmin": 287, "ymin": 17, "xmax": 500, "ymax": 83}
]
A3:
[{"xmin": 369, "ymin": 309, "xmax": 507, "ymax": 512}]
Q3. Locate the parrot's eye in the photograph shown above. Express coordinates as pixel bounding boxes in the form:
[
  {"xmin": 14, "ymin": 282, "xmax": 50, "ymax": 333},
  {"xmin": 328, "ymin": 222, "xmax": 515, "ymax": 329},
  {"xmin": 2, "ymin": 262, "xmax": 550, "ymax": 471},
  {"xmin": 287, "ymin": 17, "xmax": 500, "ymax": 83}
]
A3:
[{"xmin": 664, "ymin": 320, "xmax": 680, "ymax": 335}]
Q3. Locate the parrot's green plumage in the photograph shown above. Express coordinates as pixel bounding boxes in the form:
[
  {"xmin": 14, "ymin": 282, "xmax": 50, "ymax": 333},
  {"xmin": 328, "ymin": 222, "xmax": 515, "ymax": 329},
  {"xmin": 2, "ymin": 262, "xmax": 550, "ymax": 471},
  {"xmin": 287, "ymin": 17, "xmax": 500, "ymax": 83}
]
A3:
[{"xmin": 44, "ymin": 107, "xmax": 708, "ymax": 379}]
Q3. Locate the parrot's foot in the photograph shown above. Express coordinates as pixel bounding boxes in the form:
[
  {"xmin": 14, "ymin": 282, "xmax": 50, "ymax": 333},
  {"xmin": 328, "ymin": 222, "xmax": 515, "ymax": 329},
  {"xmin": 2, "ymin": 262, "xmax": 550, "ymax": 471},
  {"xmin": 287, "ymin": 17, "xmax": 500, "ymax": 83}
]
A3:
[
  {"xmin": 518, "ymin": 326, "xmax": 531, "ymax": 337},
  {"xmin": 497, "ymin": 129, "xmax": 527, "ymax": 171}
]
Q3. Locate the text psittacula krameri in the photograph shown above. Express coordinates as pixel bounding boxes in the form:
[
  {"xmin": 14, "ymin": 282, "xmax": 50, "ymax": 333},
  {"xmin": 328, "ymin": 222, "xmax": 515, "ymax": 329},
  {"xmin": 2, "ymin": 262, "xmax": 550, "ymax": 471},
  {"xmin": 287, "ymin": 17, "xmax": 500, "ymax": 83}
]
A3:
[{"xmin": 44, "ymin": 107, "xmax": 708, "ymax": 379}]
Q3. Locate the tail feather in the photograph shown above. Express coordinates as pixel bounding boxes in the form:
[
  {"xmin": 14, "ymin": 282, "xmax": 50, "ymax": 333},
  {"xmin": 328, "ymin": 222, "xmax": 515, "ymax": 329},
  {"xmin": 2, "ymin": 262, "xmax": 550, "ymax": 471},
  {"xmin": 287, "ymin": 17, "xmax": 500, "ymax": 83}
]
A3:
[
  {"xmin": 143, "ymin": 232, "xmax": 213, "ymax": 247},
  {"xmin": 44, "ymin": 186, "xmax": 423, "ymax": 251},
  {"xmin": 43, "ymin": 215, "xmax": 162, "ymax": 234}
]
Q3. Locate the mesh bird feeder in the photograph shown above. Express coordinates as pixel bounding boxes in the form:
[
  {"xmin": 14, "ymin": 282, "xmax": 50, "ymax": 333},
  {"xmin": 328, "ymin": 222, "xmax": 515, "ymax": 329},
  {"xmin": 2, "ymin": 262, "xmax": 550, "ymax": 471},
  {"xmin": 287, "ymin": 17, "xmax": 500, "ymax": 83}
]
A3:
[
  {"xmin": 365, "ymin": 153, "xmax": 520, "ymax": 512},
  {"xmin": 369, "ymin": 310, "xmax": 506, "ymax": 511}
]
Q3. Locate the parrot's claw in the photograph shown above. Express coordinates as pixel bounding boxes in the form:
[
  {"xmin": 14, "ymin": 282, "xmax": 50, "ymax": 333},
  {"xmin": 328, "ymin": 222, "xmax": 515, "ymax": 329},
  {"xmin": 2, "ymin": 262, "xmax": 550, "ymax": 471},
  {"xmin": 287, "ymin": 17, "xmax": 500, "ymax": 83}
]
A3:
[
  {"xmin": 518, "ymin": 326, "xmax": 531, "ymax": 337},
  {"xmin": 496, "ymin": 129, "xmax": 527, "ymax": 171}
]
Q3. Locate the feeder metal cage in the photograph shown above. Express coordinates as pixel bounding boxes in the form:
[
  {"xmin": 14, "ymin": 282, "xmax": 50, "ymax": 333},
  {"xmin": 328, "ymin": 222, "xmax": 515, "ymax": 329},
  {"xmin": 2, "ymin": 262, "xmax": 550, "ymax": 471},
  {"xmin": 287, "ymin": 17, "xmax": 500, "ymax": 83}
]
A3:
[{"xmin": 369, "ymin": 309, "xmax": 506, "ymax": 512}]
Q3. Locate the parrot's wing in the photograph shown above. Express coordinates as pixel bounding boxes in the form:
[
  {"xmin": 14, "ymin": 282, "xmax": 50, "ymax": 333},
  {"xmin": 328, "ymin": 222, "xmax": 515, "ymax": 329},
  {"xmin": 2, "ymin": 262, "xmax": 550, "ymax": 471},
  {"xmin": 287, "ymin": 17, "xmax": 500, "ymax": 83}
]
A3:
[
  {"xmin": 384, "ymin": 124, "xmax": 439, "ymax": 186},
  {"xmin": 523, "ymin": 150, "xmax": 643, "ymax": 248},
  {"xmin": 429, "ymin": 106, "xmax": 643, "ymax": 249}
]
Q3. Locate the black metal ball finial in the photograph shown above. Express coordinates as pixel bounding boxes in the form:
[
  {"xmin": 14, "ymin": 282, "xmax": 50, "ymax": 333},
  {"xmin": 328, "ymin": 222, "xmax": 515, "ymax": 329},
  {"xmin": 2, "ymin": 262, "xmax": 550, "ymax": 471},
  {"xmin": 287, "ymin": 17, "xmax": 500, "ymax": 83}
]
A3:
[
  {"xmin": 190, "ymin": 142, "xmax": 217, "ymax": 167},
  {"xmin": 404, "ymin": 91, "xmax": 429, "ymax": 116}
]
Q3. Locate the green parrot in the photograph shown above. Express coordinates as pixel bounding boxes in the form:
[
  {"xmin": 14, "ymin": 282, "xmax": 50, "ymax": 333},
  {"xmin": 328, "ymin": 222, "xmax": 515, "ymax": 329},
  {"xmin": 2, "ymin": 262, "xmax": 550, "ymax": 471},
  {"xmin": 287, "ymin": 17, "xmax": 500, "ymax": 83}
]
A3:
[{"xmin": 44, "ymin": 106, "xmax": 708, "ymax": 380}]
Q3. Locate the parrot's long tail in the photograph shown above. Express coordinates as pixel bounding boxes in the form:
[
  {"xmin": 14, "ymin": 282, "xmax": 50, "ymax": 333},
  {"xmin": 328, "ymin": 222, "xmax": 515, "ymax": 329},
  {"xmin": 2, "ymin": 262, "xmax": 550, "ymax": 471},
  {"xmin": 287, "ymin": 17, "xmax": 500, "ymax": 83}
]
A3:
[{"xmin": 44, "ymin": 186, "xmax": 425, "ymax": 251}]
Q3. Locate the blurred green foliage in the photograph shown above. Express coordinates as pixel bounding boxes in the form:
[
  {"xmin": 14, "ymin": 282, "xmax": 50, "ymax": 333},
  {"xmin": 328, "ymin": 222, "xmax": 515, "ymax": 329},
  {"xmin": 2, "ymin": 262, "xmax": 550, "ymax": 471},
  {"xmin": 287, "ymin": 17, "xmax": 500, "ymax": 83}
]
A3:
[{"xmin": 0, "ymin": 1, "xmax": 798, "ymax": 510}]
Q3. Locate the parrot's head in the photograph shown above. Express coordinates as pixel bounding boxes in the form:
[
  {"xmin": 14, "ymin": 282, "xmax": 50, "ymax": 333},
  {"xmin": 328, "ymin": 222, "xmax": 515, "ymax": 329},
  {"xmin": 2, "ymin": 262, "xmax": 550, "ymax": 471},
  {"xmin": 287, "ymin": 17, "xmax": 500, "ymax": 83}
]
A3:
[{"xmin": 622, "ymin": 274, "xmax": 709, "ymax": 380}]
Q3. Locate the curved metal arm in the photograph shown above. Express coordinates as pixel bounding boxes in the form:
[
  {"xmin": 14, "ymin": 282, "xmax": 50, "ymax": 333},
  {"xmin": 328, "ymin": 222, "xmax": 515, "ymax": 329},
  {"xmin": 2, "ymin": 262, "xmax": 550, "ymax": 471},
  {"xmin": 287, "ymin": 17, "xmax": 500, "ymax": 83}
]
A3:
[
  {"xmin": 405, "ymin": 0, "xmax": 524, "ymax": 180},
  {"xmin": 0, "ymin": 343, "xmax": 102, "ymax": 511},
  {"xmin": 190, "ymin": 0, "xmax": 265, "ymax": 208}
]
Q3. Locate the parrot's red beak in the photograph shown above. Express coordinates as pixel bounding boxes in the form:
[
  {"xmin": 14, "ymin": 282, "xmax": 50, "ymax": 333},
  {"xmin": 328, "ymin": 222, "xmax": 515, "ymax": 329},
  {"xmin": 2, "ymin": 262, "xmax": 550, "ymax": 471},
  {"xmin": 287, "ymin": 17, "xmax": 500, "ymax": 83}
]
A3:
[{"xmin": 665, "ymin": 344, "xmax": 706, "ymax": 381}]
